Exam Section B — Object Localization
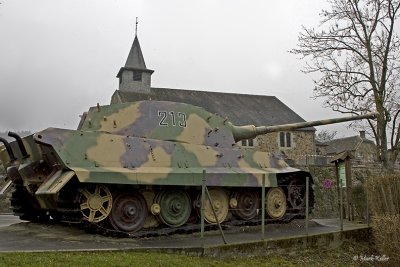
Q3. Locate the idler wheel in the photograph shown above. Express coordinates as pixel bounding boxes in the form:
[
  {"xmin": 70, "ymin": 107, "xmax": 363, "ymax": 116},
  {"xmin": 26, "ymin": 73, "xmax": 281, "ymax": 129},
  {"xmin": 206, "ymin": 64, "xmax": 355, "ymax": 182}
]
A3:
[
  {"xmin": 266, "ymin": 187, "xmax": 287, "ymax": 219},
  {"xmin": 232, "ymin": 189, "xmax": 259, "ymax": 220},
  {"xmin": 79, "ymin": 184, "xmax": 112, "ymax": 223},
  {"xmin": 288, "ymin": 178, "xmax": 306, "ymax": 209},
  {"xmin": 109, "ymin": 191, "xmax": 148, "ymax": 233},
  {"xmin": 156, "ymin": 189, "xmax": 191, "ymax": 227},
  {"xmin": 141, "ymin": 190, "xmax": 159, "ymax": 229},
  {"xmin": 201, "ymin": 188, "xmax": 229, "ymax": 224}
]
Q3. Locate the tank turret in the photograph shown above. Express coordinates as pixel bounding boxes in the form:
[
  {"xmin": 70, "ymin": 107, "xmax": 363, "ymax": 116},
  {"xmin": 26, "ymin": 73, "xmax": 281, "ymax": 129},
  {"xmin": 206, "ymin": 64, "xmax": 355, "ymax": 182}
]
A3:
[
  {"xmin": 230, "ymin": 112, "xmax": 378, "ymax": 142},
  {"xmin": 75, "ymin": 101, "xmax": 377, "ymax": 148}
]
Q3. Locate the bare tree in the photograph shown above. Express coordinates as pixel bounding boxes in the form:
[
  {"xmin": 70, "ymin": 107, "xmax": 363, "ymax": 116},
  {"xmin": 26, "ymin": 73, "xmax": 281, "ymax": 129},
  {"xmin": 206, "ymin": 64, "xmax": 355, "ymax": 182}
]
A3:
[
  {"xmin": 316, "ymin": 129, "xmax": 338, "ymax": 142},
  {"xmin": 291, "ymin": 0, "xmax": 400, "ymax": 171}
]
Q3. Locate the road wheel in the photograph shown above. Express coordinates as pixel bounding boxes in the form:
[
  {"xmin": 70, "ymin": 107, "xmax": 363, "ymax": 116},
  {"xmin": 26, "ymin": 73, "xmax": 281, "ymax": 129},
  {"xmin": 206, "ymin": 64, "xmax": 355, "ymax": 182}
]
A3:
[
  {"xmin": 79, "ymin": 184, "xmax": 112, "ymax": 223},
  {"xmin": 156, "ymin": 189, "xmax": 191, "ymax": 227},
  {"xmin": 202, "ymin": 188, "xmax": 229, "ymax": 224},
  {"xmin": 232, "ymin": 189, "xmax": 259, "ymax": 220},
  {"xmin": 109, "ymin": 191, "xmax": 147, "ymax": 233},
  {"xmin": 266, "ymin": 187, "xmax": 287, "ymax": 219}
]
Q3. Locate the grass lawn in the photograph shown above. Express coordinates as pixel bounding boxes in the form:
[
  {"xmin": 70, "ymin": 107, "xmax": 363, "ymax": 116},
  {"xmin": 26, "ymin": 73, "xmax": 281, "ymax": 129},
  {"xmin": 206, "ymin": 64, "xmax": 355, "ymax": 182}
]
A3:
[{"xmin": 0, "ymin": 240, "xmax": 377, "ymax": 267}]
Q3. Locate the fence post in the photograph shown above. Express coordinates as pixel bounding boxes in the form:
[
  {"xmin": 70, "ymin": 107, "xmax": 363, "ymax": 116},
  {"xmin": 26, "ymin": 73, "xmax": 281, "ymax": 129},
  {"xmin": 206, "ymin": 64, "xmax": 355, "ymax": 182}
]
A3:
[
  {"xmin": 340, "ymin": 179, "xmax": 343, "ymax": 232},
  {"xmin": 205, "ymin": 187, "xmax": 227, "ymax": 244},
  {"xmin": 261, "ymin": 174, "xmax": 265, "ymax": 240},
  {"xmin": 366, "ymin": 184, "xmax": 369, "ymax": 227},
  {"xmin": 201, "ymin": 170, "xmax": 206, "ymax": 247},
  {"xmin": 306, "ymin": 176, "xmax": 309, "ymax": 236}
]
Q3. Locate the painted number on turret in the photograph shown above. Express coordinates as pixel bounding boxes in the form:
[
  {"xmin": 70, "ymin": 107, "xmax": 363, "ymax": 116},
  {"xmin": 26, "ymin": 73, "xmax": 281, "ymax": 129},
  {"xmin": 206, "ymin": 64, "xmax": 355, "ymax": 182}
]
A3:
[{"xmin": 158, "ymin": 111, "xmax": 187, "ymax": 127}]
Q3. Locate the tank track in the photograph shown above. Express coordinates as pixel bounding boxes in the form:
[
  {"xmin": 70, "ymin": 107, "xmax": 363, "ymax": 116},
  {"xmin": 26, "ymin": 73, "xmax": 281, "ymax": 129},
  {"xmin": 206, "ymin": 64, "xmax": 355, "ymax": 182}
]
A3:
[
  {"xmin": 43, "ymin": 186, "xmax": 304, "ymax": 238},
  {"xmin": 10, "ymin": 185, "xmax": 50, "ymax": 222},
  {"xmin": 82, "ymin": 213, "xmax": 299, "ymax": 238},
  {"xmin": 11, "ymin": 189, "xmax": 306, "ymax": 238},
  {"xmin": 10, "ymin": 172, "xmax": 312, "ymax": 238},
  {"xmin": 51, "ymin": 183, "xmax": 309, "ymax": 238}
]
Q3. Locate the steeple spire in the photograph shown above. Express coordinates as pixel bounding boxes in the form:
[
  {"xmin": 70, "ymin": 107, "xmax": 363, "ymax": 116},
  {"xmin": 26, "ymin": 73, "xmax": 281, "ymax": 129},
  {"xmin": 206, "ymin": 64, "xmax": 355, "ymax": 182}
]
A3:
[
  {"xmin": 124, "ymin": 35, "xmax": 147, "ymax": 69},
  {"xmin": 117, "ymin": 20, "xmax": 154, "ymax": 93}
]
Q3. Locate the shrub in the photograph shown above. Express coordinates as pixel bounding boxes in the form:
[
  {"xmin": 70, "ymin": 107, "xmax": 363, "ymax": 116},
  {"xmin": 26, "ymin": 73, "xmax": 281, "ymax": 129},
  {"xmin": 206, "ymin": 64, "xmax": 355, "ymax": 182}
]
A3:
[
  {"xmin": 366, "ymin": 174, "xmax": 400, "ymax": 265},
  {"xmin": 352, "ymin": 184, "xmax": 367, "ymax": 220}
]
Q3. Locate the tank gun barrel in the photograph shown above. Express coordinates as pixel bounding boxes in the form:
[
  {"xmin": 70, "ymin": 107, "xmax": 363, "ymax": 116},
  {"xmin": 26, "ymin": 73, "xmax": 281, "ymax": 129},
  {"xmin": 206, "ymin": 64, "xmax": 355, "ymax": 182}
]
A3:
[{"xmin": 232, "ymin": 112, "xmax": 378, "ymax": 142}]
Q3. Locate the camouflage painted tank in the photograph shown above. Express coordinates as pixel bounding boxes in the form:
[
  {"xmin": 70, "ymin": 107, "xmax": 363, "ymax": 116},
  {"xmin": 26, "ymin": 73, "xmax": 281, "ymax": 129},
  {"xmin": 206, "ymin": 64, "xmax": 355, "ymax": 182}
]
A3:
[{"xmin": 0, "ymin": 100, "xmax": 376, "ymax": 234}]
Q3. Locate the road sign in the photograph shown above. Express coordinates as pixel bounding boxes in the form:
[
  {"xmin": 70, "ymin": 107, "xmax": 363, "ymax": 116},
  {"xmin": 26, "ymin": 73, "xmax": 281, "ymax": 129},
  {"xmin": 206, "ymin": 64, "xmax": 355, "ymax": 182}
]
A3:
[
  {"xmin": 324, "ymin": 179, "xmax": 332, "ymax": 189},
  {"xmin": 338, "ymin": 161, "xmax": 347, "ymax": 187}
]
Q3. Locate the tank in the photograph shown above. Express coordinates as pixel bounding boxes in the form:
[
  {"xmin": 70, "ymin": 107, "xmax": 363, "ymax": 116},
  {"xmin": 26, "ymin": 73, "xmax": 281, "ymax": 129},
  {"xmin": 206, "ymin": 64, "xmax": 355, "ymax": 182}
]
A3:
[{"xmin": 0, "ymin": 100, "xmax": 376, "ymax": 234}]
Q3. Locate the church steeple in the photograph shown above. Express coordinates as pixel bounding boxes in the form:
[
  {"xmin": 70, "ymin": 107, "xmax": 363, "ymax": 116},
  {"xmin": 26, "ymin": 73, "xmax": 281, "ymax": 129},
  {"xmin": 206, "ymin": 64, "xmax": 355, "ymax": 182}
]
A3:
[
  {"xmin": 124, "ymin": 35, "xmax": 148, "ymax": 70},
  {"xmin": 117, "ymin": 24, "xmax": 154, "ymax": 93}
]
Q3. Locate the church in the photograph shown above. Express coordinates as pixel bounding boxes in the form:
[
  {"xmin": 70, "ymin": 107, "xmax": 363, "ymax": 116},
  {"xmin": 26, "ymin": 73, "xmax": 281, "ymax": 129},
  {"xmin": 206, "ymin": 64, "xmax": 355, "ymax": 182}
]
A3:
[{"xmin": 111, "ymin": 34, "xmax": 317, "ymax": 165}]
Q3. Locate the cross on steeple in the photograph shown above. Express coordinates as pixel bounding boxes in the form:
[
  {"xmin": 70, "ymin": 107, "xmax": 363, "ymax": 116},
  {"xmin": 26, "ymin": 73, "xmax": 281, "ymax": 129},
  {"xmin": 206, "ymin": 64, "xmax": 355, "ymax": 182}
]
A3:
[{"xmin": 135, "ymin": 17, "xmax": 138, "ymax": 36}]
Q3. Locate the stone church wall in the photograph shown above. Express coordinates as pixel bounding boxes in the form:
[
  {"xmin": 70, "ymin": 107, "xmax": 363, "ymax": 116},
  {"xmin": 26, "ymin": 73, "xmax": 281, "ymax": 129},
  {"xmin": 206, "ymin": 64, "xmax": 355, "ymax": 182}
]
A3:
[
  {"xmin": 256, "ymin": 131, "xmax": 315, "ymax": 164},
  {"xmin": 119, "ymin": 71, "xmax": 151, "ymax": 93}
]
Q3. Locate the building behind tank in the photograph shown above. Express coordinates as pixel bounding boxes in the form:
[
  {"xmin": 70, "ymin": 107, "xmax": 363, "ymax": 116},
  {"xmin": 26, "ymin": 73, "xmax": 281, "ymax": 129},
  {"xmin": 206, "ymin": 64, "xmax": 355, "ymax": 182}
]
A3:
[{"xmin": 111, "ymin": 33, "xmax": 316, "ymax": 165}]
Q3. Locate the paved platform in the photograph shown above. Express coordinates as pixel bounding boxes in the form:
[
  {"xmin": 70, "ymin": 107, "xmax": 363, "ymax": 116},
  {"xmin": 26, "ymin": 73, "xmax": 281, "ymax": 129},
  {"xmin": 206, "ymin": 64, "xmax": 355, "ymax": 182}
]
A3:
[{"xmin": 0, "ymin": 214, "xmax": 370, "ymax": 254}]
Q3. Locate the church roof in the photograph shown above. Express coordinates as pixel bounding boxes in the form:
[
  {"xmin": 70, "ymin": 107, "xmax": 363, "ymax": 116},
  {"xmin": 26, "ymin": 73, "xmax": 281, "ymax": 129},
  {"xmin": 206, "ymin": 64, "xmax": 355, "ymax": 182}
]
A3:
[
  {"xmin": 321, "ymin": 135, "xmax": 375, "ymax": 155},
  {"xmin": 117, "ymin": 35, "xmax": 154, "ymax": 77},
  {"xmin": 125, "ymin": 35, "xmax": 146, "ymax": 69},
  {"xmin": 112, "ymin": 88, "xmax": 315, "ymax": 130}
]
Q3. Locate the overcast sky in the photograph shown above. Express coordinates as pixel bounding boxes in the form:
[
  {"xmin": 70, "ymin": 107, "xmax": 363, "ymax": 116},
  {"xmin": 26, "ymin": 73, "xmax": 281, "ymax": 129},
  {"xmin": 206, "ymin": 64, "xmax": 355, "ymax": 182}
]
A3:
[{"xmin": 0, "ymin": 0, "xmax": 357, "ymax": 136}]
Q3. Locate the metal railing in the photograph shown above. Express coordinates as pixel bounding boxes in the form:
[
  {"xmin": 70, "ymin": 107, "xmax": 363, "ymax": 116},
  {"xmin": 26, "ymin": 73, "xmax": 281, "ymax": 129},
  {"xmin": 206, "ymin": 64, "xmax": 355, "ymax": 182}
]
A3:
[{"xmin": 197, "ymin": 170, "xmax": 370, "ymax": 247}]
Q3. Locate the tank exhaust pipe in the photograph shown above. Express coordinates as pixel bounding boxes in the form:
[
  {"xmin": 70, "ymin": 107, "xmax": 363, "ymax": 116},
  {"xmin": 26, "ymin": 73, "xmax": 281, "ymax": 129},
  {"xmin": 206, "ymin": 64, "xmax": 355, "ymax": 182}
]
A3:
[
  {"xmin": 0, "ymin": 137, "xmax": 17, "ymax": 162},
  {"xmin": 8, "ymin": 132, "xmax": 30, "ymax": 158}
]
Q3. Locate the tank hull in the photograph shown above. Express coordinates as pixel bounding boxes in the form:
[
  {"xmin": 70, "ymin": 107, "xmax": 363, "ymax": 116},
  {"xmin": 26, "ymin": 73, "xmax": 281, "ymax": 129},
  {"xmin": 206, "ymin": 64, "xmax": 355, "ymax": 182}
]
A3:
[
  {"xmin": 5, "ymin": 100, "xmax": 374, "ymax": 234},
  {"xmin": 1, "ymin": 128, "xmax": 314, "ymax": 234}
]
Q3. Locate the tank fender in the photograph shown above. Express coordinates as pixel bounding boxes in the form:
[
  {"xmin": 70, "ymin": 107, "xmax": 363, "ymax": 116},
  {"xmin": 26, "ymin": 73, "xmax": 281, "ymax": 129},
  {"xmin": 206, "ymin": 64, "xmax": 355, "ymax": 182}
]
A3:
[
  {"xmin": 0, "ymin": 180, "xmax": 13, "ymax": 196},
  {"xmin": 35, "ymin": 170, "xmax": 75, "ymax": 195}
]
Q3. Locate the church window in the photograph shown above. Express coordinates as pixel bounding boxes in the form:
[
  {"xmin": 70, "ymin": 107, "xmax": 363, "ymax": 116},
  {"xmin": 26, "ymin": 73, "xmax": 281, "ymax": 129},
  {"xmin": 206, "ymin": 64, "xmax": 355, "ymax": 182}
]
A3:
[
  {"xmin": 248, "ymin": 139, "xmax": 254, "ymax": 146},
  {"xmin": 240, "ymin": 139, "xmax": 256, "ymax": 147},
  {"xmin": 280, "ymin": 132, "xmax": 292, "ymax": 148},
  {"xmin": 286, "ymin": 132, "xmax": 291, "ymax": 147},
  {"xmin": 133, "ymin": 71, "xmax": 142, "ymax": 81}
]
